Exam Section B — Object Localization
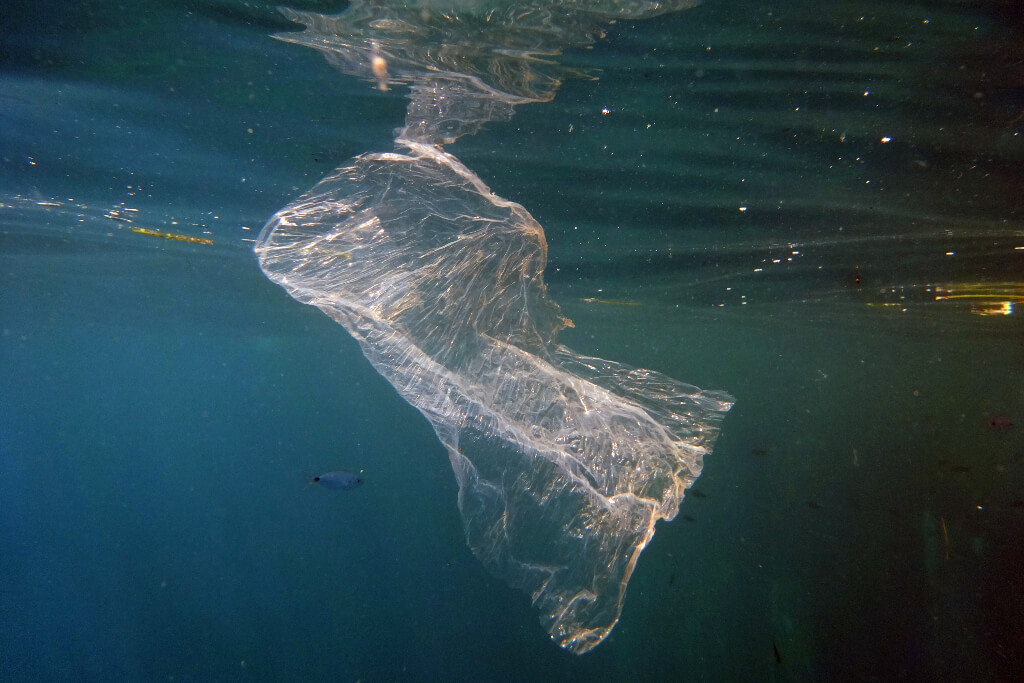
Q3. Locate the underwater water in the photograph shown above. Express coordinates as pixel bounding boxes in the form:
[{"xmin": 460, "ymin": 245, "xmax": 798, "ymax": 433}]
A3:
[{"xmin": 1, "ymin": 0, "xmax": 1022, "ymax": 680}]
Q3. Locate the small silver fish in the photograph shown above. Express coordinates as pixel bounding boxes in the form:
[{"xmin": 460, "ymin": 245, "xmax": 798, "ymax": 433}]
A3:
[{"xmin": 310, "ymin": 470, "xmax": 363, "ymax": 490}]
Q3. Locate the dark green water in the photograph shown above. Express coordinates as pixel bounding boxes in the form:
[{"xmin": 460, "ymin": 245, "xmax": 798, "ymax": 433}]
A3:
[{"xmin": 2, "ymin": 0, "xmax": 1022, "ymax": 680}]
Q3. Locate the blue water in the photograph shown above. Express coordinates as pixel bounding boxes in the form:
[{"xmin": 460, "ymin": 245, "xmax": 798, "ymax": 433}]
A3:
[{"xmin": 2, "ymin": 0, "xmax": 1023, "ymax": 680}]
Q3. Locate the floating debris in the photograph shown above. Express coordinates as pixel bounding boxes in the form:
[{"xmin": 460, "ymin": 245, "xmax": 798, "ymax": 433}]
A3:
[
  {"xmin": 990, "ymin": 416, "xmax": 1014, "ymax": 430},
  {"xmin": 581, "ymin": 297, "xmax": 641, "ymax": 306},
  {"xmin": 131, "ymin": 226, "xmax": 214, "ymax": 245}
]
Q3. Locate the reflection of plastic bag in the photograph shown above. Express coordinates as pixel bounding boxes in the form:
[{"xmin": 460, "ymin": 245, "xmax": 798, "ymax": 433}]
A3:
[{"xmin": 258, "ymin": 0, "xmax": 730, "ymax": 653}]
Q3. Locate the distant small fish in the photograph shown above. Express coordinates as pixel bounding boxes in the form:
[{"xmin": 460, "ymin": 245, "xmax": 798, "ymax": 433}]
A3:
[
  {"xmin": 668, "ymin": 573, "xmax": 675, "ymax": 585},
  {"xmin": 683, "ymin": 515, "xmax": 697, "ymax": 523},
  {"xmin": 1011, "ymin": 500, "xmax": 1024, "ymax": 509},
  {"xmin": 310, "ymin": 470, "xmax": 363, "ymax": 490},
  {"xmin": 773, "ymin": 640, "xmax": 782, "ymax": 664},
  {"xmin": 751, "ymin": 448, "xmax": 770, "ymax": 457},
  {"xmin": 806, "ymin": 501, "xmax": 823, "ymax": 510},
  {"xmin": 949, "ymin": 465, "xmax": 971, "ymax": 474},
  {"xmin": 689, "ymin": 489, "xmax": 707, "ymax": 499}
]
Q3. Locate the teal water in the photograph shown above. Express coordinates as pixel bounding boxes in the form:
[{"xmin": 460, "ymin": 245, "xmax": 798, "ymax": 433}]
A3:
[{"xmin": 2, "ymin": 0, "xmax": 1022, "ymax": 680}]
